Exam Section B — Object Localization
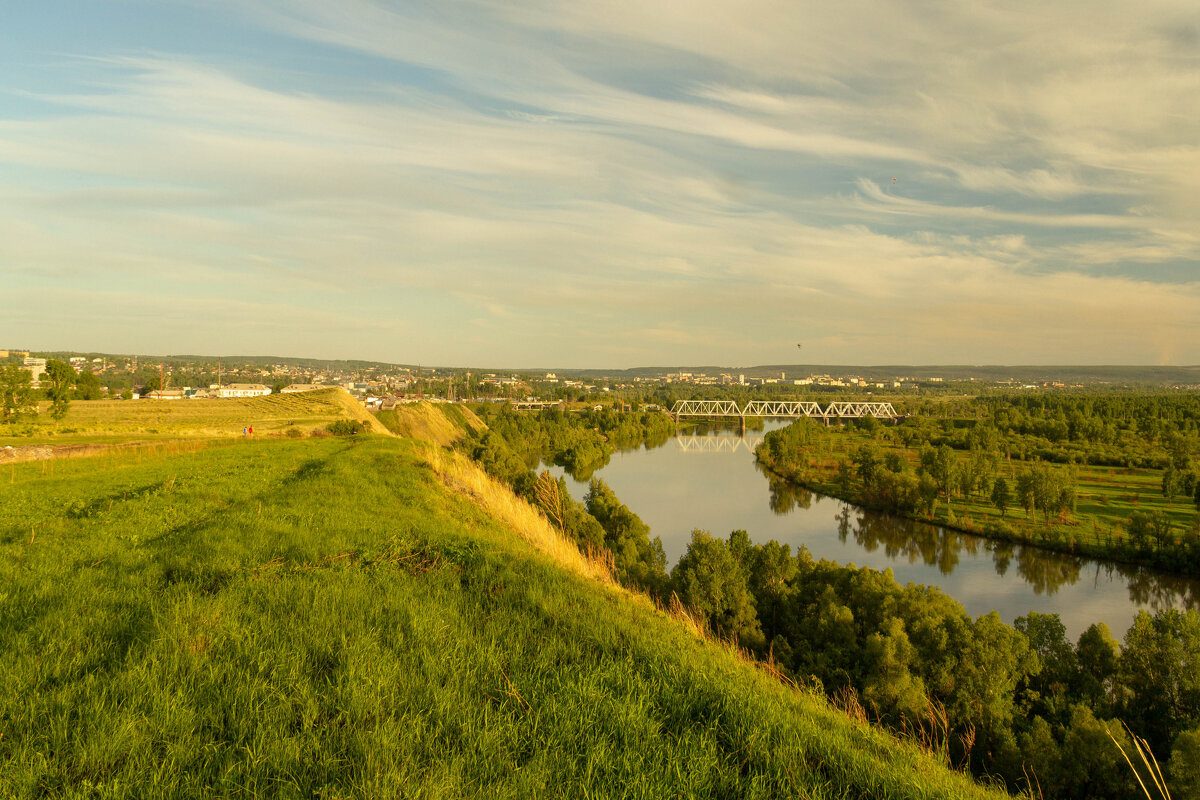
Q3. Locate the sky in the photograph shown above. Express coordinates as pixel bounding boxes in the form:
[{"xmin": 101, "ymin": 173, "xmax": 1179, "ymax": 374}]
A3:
[{"xmin": 2, "ymin": 0, "xmax": 1199, "ymax": 368}]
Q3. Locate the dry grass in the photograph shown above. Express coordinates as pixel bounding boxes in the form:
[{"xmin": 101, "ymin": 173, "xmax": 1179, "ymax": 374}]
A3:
[
  {"xmin": 1109, "ymin": 723, "xmax": 1173, "ymax": 799},
  {"xmin": 423, "ymin": 446, "xmax": 814, "ymax": 689},
  {"xmin": 326, "ymin": 390, "xmax": 394, "ymax": 436},
  {"xmin": 425, "ymin": 446, "xmax": 616, "ymax": 587},
  {"xmin": 377, "ymin": 402, "xmax": 482, "ymax": 446}
]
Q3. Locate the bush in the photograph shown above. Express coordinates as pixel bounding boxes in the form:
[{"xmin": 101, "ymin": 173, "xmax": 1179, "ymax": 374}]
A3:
[
  {"xmin": 285, "ymin": 427, "xmax": 303, "ymax": 438},
  {"xmin": 326, "ymin": 420, "xmax": 366, "ymax": 436}
]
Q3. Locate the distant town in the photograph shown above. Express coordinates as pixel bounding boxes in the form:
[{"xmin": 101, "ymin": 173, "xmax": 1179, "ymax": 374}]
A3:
[{"xmin": 5, "ymin": 349, "xmax": 1200, "ymax": 412}]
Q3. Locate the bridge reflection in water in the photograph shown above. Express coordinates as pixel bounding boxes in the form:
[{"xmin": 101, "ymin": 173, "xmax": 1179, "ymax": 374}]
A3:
[{"xmin": 674, "ymin": 435, "xmax": 763, "ymax": 454}]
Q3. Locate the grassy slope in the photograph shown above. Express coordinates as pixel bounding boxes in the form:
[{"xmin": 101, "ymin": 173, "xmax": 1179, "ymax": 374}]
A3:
[
  {"xmin": 376, "ymin": 402, "xmax": 485, "ymax": 447},
  {"xmin": 0, "ymin": 435, "xmax": 1008, "ymax": 799},
  {"xmin": 0, "ymin": 389, "xmax": 373, "ymax": 448}
]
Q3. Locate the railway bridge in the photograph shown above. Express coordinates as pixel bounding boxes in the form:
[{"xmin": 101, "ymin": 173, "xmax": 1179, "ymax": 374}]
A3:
[{"xmin": 670, "ymin": 399, "xmax": 900, "ymax": 434}]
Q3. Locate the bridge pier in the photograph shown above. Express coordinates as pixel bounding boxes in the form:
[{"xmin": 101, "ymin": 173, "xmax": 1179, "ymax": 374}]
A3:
[{"xmin": 739, "ymin": 415, "xmax": 746, "ymax": 436}]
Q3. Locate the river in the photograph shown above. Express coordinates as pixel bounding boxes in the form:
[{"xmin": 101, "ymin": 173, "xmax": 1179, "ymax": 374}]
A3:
[{"xmin": 547, "ymin": 421, "xmax": 1200, "ymax": 639}]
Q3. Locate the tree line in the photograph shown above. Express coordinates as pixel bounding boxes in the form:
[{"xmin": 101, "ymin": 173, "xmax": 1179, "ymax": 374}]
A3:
[
  {"xmin": 668, "ymin": 529, "xmax": 1200, "ymax": 798},
  {"xmin": 1, "ymin": 359, "xmax": 101, "ymax": 423}
]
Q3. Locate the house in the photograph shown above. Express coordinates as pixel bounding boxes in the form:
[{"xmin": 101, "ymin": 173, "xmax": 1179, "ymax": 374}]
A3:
[
  {"xmin": 281, "ymin": 384, "xmax": 323, "ymax": 393},
  {"xmin": 144, "ymin": 389, "xmax": 186, "ymax": 400},
  {"xmin": 217, "ymin": 383, "xmax": 271, "ymax": 398}
]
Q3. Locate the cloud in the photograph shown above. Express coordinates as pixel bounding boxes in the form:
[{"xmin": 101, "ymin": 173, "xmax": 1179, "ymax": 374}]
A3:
[{"xmin": 1, "ymin": 1, "xmax": 1199, "ymax": 365}]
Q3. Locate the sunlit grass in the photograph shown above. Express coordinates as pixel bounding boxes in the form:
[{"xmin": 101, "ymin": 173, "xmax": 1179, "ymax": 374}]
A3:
[
  {"xmin": 0, "ymin": 435, "xmax": 1008, "ymax": 798},
  {"xmin": 0, "ymin": 388, "xmax": 377, "ymax": 447}
]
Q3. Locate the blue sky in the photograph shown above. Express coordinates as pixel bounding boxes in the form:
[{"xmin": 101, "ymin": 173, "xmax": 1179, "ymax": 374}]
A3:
[{"xmin": 2, "ymin": 0, "xmax": 1198, "ymax": 367}]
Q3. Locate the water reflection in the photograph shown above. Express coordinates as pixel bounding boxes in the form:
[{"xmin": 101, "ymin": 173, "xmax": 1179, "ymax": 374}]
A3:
[
  {"xmin": 792, "ymin": 471, "xmax": 1197, "ymax": 608},
  {"xmin": 758, "ymin": 462, "xmax": 814, "ymax": 513}
]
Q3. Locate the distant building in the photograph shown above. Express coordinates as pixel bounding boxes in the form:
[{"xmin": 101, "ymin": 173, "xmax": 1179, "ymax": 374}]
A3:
[
  {"xmin": 281, "ymin": 384, "xmax": 323, "ymax": 393},
  {"xmin": 23, "ymin": 357, "xmax": 47, "ymax": 388},
  {"xmin": 144, "ymin": 389, "xmax": 186, "ymax": 400},
  {"xmin": 217, "ymin": 383, "xmax": 271, "ymax": 398}
]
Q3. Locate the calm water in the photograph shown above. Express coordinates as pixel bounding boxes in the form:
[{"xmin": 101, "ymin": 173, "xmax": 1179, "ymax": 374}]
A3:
[{"xmin": 548, "ymin": 421, "xmax": 1200, "ymax": 639}]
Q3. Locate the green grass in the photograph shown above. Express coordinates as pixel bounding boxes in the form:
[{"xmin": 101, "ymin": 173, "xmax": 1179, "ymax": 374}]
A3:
[
  {"xmin": 0, "ymin": 435, "xmax": 1006, "ymax": 799},
  {"xmin": 0, "ymin": 389, "xmax": 369, "ymax": 447}
]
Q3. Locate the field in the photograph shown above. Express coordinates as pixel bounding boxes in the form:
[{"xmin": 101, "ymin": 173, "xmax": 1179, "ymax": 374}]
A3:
[
  {"xmin": 0, "ymin": 389, "xmax": 384, "ymax": 449},
  {"xmin": 0, "ymin": 432, "xmax": 1007, "ymax": 799}
]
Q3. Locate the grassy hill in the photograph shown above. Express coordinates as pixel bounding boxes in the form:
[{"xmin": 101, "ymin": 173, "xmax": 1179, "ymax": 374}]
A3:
[{"xmin": 0, "ymin": 427, "xmax": 1009, "ymax": 798}]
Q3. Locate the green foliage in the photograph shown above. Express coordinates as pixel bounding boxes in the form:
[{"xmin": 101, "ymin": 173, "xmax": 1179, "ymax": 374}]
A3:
[
  {"xmin": 1170, "ymin": 727, "xmax": 1200, "ymax": 800},
  {"xmin": 1118, "ymin": 609, "xmax": 1200, "ymax": 754},
  {"xmin": 1053, "ymin": 705, "xmax": 1139, "ymax": 799},
  {"xmin": 325, "ymin": 419, "xmax": 367, "ymax": 436},
  {"xmin": 1015, "ymin": 611, "xmax": 1078, "ymax": 724},
  {"xmin": 74, "ymin": 369, "xmax": 102, "ymax": 401},
  {"xmin": 1074, "ymin": 622, "xmax": 1120, "ymax": 713},
  {"xmin": 44, "ymin": 359, "xmax": 76, "ymax": 420},
  {"xmin": 584, "ymin": 478, "xmax": 667, "ymax": 595},
  {"xmin": 461, "ymin": 404, "xmax": 675, "ymax": 594},
  {"xmin": 671, "ymin": 530, "xmax": 763, "ymax": 648},
  {"xmin": 990, "ymin": 475, "xmax": 1012, "ymax": 516},
  {"xmin": 0, "ymin": 364, "xmax": 37, "ymax": 423},
  {"xmin": 663, "ymin": 523, "xmax": 1199, "ymax": 795}
]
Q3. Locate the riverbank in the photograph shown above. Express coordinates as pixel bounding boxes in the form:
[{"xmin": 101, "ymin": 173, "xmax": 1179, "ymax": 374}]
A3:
[{"xmin": 756, "ymin": 443, "xmax": 1200, "ymax": 579}]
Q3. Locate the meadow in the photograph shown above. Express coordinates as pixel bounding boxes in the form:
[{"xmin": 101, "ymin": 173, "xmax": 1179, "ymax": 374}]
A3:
[
  {"xmin": 0, "ymin": 389, "xmax": 383, "ymax": 449},
  {"xmin": 0, "ymin": 432, "xmax": 1008, "ymax": 799}
]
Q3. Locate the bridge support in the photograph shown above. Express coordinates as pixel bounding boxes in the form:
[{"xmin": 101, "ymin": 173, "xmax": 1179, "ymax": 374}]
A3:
[{"xmin": 739, "ymin": 415, "xmax": 746, "ymax": 436}]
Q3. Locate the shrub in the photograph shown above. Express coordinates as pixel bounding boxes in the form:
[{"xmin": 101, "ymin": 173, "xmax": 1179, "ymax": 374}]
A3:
[{"xmin": 326, "ymin": 419, "xmax": 366, "ymax": 436}]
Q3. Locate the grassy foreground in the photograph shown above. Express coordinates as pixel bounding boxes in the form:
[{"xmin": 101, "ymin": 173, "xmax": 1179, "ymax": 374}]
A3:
[{"xmin": 1, "ymin": 434, "xmax": 1007, "ymax": 798}]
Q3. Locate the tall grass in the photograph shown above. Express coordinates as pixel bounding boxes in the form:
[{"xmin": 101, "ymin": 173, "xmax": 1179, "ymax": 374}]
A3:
[{"xmin": 1110, "ymin": 724, "xmax": 1173, "ymax": 799}]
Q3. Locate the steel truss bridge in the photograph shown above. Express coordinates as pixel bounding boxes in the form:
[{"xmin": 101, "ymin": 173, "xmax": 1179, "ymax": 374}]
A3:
[{"xmin": 670, "ymin": 399, "xmax": 899, "ymax": 422}]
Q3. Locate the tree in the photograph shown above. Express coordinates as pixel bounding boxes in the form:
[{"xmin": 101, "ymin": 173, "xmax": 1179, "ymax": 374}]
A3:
[
  {"xmin": 1118, "ymin": 609, "xmax": 1200, "ymax": 754},
  {"xmin": 1055, "ymin": 705, "xmax": 1139, "ymax": 799},
  {"xmin": 1015, "ymin": 611, "xmax": 1077, "ymax": 723},
  {"xmin": 1164, "ymin": 466, "xmax": 1183, "ymax": 507},
  {"xmin": 1075, "ymin": 622, "xmax": 1120, "ymax": 714},
  {"xmin": 585, "ymin": 478, "xmax": 667, "ymax": 594},
  {"xmin": 1016, "ymin": 471, "xmax": 1037, "ymax": 519},
  {"xmin": 919, "ymin": 443, "xmax": 956, "ymax": 498},
  {"xmin": 43, "ymin": 359, "xmax": 76, "ymax": 420},
  {"xmin": 1170, "ymin": 727, "xmax": 1200, "ymax": 800},
  {"xmin": 670, "ymin": 530, "xmax": 763, "ymax": 648},
  {"xmin": 1, "ymin": 364, "xmax": 37, "ymax": 422},
  {"xmin": 74, "ymin": 369, "xmax": 102, "ymax": 400},
  {"xmin": 991, "ymin": 476, "xmax": 1012, "ymax": 517}
]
